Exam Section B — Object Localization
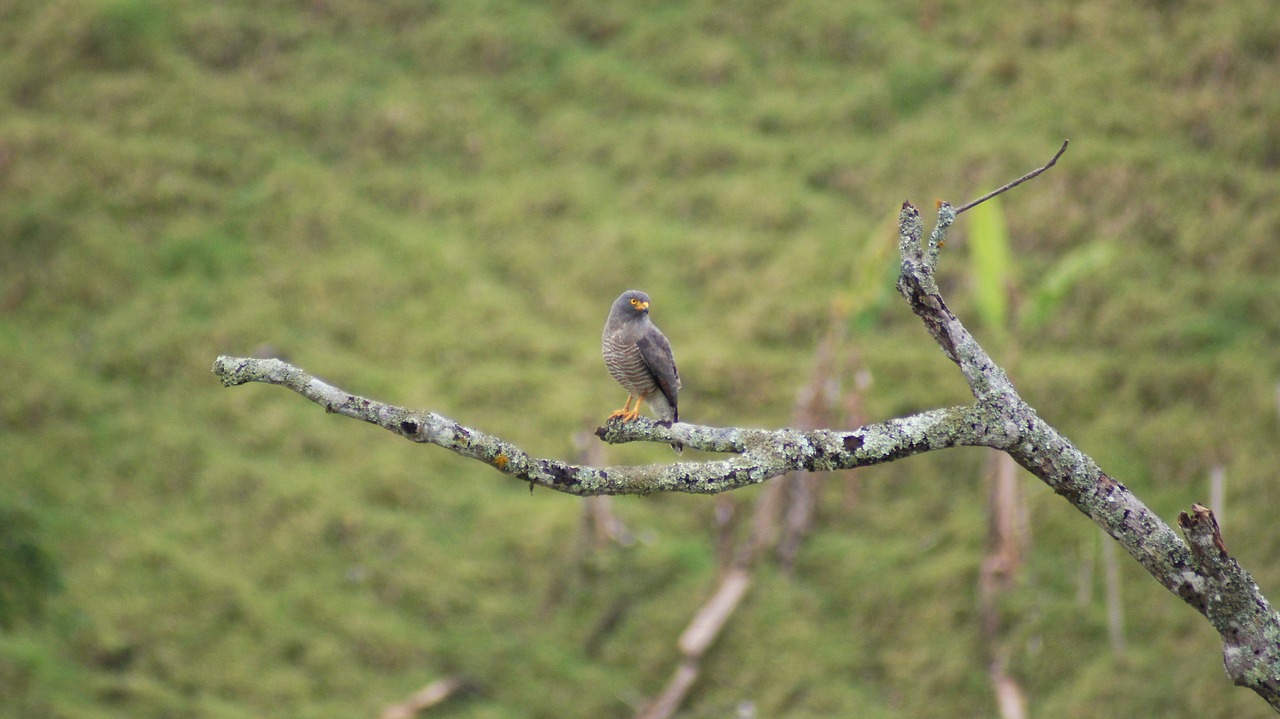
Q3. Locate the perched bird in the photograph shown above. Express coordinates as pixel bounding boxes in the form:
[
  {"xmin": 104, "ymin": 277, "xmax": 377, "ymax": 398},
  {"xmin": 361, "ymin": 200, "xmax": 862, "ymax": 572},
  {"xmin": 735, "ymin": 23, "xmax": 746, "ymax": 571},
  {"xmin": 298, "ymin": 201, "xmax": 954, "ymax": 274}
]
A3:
[{"xmin": 602, "ymin": 290, "xmax": 683, "ymax": 453}]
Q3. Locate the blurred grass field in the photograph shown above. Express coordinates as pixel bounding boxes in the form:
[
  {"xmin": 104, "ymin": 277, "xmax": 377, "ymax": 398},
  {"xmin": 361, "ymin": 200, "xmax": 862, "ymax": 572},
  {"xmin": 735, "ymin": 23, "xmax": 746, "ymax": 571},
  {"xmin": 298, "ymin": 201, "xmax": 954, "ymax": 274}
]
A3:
[{"xmin": 3, "ymin": 0, "xmax": 1280, "ymax": 717}]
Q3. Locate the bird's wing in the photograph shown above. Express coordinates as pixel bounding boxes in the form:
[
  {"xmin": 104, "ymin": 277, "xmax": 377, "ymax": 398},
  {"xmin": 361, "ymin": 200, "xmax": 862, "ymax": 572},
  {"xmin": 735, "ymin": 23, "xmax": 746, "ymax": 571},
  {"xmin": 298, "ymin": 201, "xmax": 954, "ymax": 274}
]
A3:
[{"xmin": 637, "ymin": 330, "xmax": 680, "ymax": 411}]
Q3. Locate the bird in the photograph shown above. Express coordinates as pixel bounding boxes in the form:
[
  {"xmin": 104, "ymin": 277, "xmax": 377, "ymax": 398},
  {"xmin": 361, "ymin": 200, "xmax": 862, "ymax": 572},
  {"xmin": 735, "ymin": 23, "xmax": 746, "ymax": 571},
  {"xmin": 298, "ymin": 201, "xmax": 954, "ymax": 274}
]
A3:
[{"xmin": 602, "ymin": 290, "xmax": 683, "ymax": 453}]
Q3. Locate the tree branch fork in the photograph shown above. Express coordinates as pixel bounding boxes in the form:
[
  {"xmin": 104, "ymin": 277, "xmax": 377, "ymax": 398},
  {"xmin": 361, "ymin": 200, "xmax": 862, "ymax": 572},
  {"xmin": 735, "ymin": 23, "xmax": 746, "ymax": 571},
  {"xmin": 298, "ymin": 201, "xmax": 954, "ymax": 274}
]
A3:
[{"xmin": 211, "ymin": 142, "xmax": 1280, "ymax": 710}]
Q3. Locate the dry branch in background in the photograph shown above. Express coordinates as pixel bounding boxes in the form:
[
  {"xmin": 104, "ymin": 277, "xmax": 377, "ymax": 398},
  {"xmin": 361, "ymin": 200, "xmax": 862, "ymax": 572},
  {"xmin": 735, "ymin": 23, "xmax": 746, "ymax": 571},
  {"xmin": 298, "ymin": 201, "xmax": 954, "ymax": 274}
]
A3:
[
  {"xmin": 639, "ymin": 318, "xmax": 868, "ymax": 719},
  {"xmin": 379, "ymin": 676, "xmax": 471, "ymax": 719},
  {"xmin": 213, "ymin": 144, "xmax": 1280, "ymax": 712},
  {"xmin": 635, "ymin": 568, "xmax": 753, "ymax": 719}
]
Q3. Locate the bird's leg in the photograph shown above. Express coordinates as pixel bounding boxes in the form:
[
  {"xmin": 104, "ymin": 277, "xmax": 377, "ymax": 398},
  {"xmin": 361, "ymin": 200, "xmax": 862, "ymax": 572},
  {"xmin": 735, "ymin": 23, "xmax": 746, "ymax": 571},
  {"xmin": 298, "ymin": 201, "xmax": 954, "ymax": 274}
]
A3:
[
  {"xmin": 609, "ymin": 395, "xmax": 637, "ymax": 420},
  {"xmin": 624, "ymin": 396, "xmax": 644, "ymax": 422},
  {"xmin": 608, "ymin": 395, "xmax": 643, "ymax": 422}
]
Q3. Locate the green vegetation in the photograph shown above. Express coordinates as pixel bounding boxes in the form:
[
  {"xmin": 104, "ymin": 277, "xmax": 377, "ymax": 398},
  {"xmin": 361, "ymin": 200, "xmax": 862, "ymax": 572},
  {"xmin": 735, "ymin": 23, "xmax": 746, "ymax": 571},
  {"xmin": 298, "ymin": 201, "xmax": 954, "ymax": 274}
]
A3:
[{"xmin": 3, "ymin": 0, "xmax": 1280, "ymax": 716}]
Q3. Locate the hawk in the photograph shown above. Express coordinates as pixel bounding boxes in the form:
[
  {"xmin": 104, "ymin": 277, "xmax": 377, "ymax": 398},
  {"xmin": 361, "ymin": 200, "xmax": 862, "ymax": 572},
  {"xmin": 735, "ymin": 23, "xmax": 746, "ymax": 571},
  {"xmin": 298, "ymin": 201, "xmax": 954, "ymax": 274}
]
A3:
[{"xmin": 602, "ymin": 290, "xmax": 683, "ymax": 453}]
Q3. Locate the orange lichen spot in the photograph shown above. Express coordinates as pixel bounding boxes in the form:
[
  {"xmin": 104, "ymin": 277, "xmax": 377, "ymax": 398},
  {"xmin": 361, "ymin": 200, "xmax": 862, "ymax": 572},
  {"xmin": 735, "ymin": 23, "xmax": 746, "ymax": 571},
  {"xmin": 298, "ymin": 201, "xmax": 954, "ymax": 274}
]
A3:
[{"xmin": 493, "ymin": 454, "xmax": 509, "ymax": 469}]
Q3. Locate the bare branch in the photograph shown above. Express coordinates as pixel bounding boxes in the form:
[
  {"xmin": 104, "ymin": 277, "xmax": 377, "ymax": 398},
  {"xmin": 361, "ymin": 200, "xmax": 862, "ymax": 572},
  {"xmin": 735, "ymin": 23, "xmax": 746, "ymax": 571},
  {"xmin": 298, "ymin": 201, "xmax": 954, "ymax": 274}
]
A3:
[
  {"xmin": 214, "ymin": 149, "xmax": 1280, "ymax": 711},
  {"xmin": 1179, "ymin": 506, "xmax": 1280, "ymax": 710},
  {"xmin": 896, "ymin": 200, "xmax": 1206, "ymax": 607},
  {"xmin": 955, "ymin": 140, "xmax": 1069, "ymax": 215},
  {"xmin": 638, "ymin": 568, "xmax": 753, "ymax": 719},
  {"xmin": 212, "ymin": 355, "xmax": 986, "ymax": 496},
  {"xmin": 380, "ymin": 676, "xmax": 472, "ymax": 719},
  {"xmin": 903, "ymin": 196, "xmax": 1280, "ymax": 710},
  {"xmin": 895, "ymin": 201, "xmax": 1018, "ymax": 404}
]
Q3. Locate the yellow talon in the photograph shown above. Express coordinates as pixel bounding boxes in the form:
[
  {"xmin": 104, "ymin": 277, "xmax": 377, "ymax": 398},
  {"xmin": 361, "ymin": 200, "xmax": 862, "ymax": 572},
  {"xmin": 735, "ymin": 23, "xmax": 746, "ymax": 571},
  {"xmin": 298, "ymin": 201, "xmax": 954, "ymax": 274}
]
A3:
[{"xmin": 609, "ymin": 395, "xmax": 643, "ymax": 422}]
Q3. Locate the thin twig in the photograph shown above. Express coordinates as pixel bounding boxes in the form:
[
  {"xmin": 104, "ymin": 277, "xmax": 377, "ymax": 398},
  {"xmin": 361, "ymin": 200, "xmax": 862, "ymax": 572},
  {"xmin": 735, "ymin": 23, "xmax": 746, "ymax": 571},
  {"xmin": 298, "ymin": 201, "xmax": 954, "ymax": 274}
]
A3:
[{"xmin": 955, "ymin": 140, "xmax": 1069, "ymax": 215}]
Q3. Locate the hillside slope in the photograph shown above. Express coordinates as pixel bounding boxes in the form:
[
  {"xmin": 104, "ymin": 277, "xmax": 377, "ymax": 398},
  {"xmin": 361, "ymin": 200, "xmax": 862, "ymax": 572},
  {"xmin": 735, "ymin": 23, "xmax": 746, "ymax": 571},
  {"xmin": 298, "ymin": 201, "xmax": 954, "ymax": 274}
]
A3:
[{"xmin": 2, "ymin": 1, "xmax": 1279, "ymax": 717}]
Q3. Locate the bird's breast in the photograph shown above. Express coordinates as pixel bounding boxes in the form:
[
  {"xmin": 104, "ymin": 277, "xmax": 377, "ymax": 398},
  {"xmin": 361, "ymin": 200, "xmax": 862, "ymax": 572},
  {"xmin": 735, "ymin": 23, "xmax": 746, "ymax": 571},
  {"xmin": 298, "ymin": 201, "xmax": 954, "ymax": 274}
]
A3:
[{"xmin": 603, "ymin": 333, "xmax": 659, "ymax": 395}]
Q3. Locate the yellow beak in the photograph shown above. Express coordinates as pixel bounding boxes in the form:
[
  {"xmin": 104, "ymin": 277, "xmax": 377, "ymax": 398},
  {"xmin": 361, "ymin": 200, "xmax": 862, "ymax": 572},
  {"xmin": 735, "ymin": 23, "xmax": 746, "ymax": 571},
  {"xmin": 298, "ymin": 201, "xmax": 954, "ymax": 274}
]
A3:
[{"xmin": 636, "ymin": 301, "xmax": 649, "ymax": 311}]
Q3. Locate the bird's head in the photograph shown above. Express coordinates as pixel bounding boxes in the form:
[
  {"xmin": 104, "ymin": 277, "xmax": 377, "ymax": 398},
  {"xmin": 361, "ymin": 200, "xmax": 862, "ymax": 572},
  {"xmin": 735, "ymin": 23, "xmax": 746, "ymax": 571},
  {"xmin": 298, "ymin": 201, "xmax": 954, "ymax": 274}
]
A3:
[{"xmin": 611, "ymin": 290, "xmax": 651, "ymax": 320}]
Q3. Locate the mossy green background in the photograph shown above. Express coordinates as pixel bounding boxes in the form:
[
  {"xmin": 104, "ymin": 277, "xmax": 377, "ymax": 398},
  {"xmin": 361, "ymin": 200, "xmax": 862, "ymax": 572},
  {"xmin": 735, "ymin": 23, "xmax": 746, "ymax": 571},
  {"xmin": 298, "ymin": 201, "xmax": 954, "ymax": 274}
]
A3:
[{"xmin": 3, "ymin": 0, "xmax": 1280, "ymax": 716}]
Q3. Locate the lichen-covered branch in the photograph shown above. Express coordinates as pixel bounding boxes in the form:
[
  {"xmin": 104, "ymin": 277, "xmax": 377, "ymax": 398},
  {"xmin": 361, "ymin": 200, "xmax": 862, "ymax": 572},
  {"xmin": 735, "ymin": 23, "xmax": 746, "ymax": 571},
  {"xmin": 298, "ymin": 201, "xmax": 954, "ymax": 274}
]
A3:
[
  {"xmin": 896, "ymin": 202, "xmax": 1018, "ymax": 405},
  {"xmin": 212, "ymin": 146, "xmax": 1280, "ymax": 710},
  {"xmin": 1179, "ymin": 505, "xmax": 1280, "ymax": 709},
  {"xmin": 896, "ymin": 200, "xmax": 1204, "ymax": 601},
  {"xmin": 212, "ymin": 355, "xmax": 987, "ymax": 496},
  {"xmin": 895, "ymin": 196, "xmax": 1280, "ymax": 711}
]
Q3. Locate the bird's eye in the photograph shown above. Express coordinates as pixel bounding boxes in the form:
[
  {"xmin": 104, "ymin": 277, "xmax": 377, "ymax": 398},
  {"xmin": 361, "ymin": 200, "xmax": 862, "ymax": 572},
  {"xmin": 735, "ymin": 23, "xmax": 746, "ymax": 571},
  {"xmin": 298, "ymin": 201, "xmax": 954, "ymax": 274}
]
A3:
[{"xmin": 630, "ymin": 298, "xmax": 638, "ymax": 305}]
